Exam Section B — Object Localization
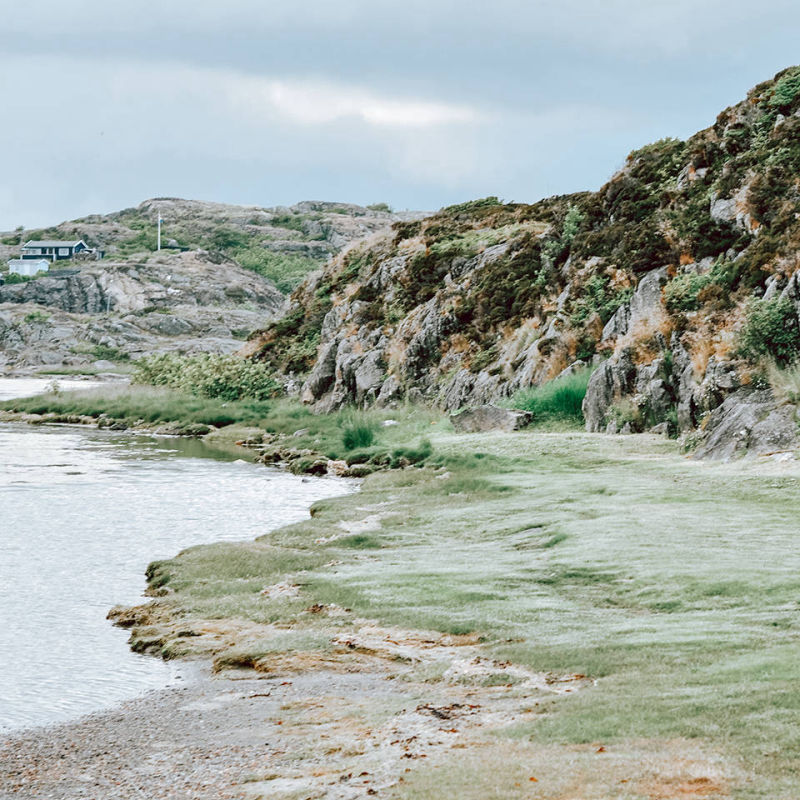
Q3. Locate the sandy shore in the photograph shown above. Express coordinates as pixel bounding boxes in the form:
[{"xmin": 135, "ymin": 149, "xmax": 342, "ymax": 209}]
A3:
[{"xmin": 0, "ymin": 623, "xmax": 591, "ymax": 800}]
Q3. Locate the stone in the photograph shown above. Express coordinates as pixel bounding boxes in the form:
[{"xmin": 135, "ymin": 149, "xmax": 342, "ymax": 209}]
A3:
[
  {"xmin": 650, "ymin": 422, "xmax": 670, "ymax": 436},
  {"xmin": 354, "ymin": 350, "xmax": 385, "ymax": 403},
  {"xmin": 449, "ymin": 404, "xmax": 532, "ymax": 433},
  {"xmin": 693, "ymin": 390, "xmax": 799, "ymax": 460},
  {"xmin": 601, "ymin": 302, "xmax": 631, "ymax": 342},
  {"xmin": 582, "ymin": 350, "xmax": 636, "ymax": 432},
  {"xmin": 628, "ymin": 267, "xmax": 668, "ymax": 327},
  {"xmin": 326, "ymin": 459, "xmax": 349, "ymax": 477}
]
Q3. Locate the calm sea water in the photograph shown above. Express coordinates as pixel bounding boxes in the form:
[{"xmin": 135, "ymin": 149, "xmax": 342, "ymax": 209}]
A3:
[{"xmin": 0, "ymin": 378, "xmax": 352, "ymax": 732}]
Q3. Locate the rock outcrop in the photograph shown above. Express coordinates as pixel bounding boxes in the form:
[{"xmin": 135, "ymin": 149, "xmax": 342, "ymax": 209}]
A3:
[
  {"xmin": 0, "ymin": 251, "xmax": 285, "ymax": 369},
  {"xmin": 245, "ymin": 66, "xmax": 800, "ymax": 459},
  {"xmin": 450, "ymin": 405, "xmax": 532, "ymax": 433}
]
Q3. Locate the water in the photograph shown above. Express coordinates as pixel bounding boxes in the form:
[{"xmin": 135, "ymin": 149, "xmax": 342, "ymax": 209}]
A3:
[{"xmin": 0, "ymin": 378, "xmax": 353, "ymax": 732}]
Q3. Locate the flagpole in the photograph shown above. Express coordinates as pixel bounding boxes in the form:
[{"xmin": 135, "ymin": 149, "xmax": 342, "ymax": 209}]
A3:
[{"xmin": 157, "ymin": 211, "xmax": 162, "ymax": 251}]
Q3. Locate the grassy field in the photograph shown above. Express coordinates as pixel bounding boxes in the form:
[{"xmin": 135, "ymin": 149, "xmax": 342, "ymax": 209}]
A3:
[
  {"xmin": 114, "ymin": 425, "xmax": 800, "ymax": 799},
  {"xmin": 0, "ymin": 384, "xmax": 442, "ymax": 462}
]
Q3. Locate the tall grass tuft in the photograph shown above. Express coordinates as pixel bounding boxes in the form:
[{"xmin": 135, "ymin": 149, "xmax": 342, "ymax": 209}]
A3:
[
  {"xmin": 767, "ymin": 360, "xmax": 800, "ymax": 403},
  {"xmin": 341, "ymin": 412, "xmax": 379, "ymax": 450},
  {"xmin": 510, "ymin": 368, "xmax": 593, "ymax": 424}
]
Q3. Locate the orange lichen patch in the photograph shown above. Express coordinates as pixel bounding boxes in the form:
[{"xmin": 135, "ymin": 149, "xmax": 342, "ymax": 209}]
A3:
[
  {"xmin": 609, "ymin": 267, "xmax": 633, "ymax": 289},
  {"xmin": 680, "ymin": 253, "xmax": 695, "ymax": 266},
  {"xmin": 638, "ymin": 775, "xmax": 727, "ymax": 798},
  {"xmin": 619, "ymin": 310, "xmax": 676, "ymax": 365},
  {"xmin": 442, "ymin": 334, "xmax": 472, "ymax": 355}
]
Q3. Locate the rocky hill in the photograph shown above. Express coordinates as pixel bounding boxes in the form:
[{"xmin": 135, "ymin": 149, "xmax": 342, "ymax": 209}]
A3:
[
  {"xmin": 0, "ymin": 199, "xmax": 422, "ymax": 372},
  {"xmin": 0, "ymin": 250, "xmax": 286, "ymax": 370},
  {"xmin": 247, "ymin": 66, "xmax": 800, "ymax": 458},
  {"xmin": 1, "ymin": 198, "xmax": 424, "ymax": 293}
]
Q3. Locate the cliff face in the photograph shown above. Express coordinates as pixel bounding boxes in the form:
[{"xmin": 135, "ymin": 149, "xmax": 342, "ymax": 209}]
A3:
[
  {"xmin": 0, "ymin": 250, "xmax": 286, "ymax": 369},
  {"xmin": 247, "ymin": 67, "xmax": 800, "ymax": 454}
]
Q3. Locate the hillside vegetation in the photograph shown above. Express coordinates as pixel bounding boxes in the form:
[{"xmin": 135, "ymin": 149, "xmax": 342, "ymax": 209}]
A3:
[
  {"xmin": 247, "ymin": 67, "xmax": 800, "ymax": 457},
  {"xmin": 1, "ymin": 199, "xmax": 422, "ymax": 294}
]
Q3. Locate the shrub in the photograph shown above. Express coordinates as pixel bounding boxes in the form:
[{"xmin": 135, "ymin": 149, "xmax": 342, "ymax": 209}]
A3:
[
  {"xmin": 91, "ymin": 344, "xmax": 130, "ymax": 362},
  {"xmin": 738, "ymin": 297, "xmax": 800, "ymax": 367},
  {"xmin": 569, "ymin": 275, "xmax": 632, "ymax": 325},
  {"xmin": 24, "ymin": 310, "xmax": 50, "ymax": 324},
  {"xmin": 390, "ymin": 438, "xmax": 433, "ymax": 467},
  {"xmin": 3, "ymin": 272, "xmax": 34, "ymax": 284},
  {"xmin": 664, "ymin": 271, "xmax": 713, "ymax": 312},
  {"xmin": 769, "ymin": 67, "xmax": 800, "ymax": 111},
  {"xmin": 341, "ymin": 413, "xmax": 379, "ymax": 450},
  {"xmin": 511, "ymin": 368, "xmax": 593, "ymax": 424},
  {"xmin": 133, "ymin": 353, "xmax": 281, "ymax": 400},
  {"xmin": 442, "ymin": 197, "xmax": 502, "ymax": 215},
  {"xmin": 232, "ymin": 247, "xmax": 320, "ymax": 293}
]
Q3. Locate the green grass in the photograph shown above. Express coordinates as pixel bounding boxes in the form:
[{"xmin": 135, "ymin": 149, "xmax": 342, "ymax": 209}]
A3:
[
  {"xmin": 0, "ymin": 385, "xmax": 273, "ymax": 427},
  {"xmin": 231, "ymin": 247, "xmax": 321, "ymax": 293},
  {"xmin": 1, "ymin": 387, "xmax": 443, "ymax": 463},
  {"xmin": 340, "ymin": 412, "xmax": 378, "ymax": 450},
  {"xmin": 133, "ymin": 428, "xmax": 800, "ymax": 798},
  {"xmin": 509, "ymin": 368, "xmax": 593, "ymax": 424}
]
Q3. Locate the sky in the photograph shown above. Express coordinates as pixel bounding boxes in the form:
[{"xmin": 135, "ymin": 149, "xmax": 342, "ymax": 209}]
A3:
[{"xmin": 1, "ymin": 0, "xmax": 798, "ymax": 230}]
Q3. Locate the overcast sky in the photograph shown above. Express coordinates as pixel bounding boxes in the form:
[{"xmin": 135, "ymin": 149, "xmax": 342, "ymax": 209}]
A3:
[{"xmin": 1, "ymin": 1, "xmax": 798, "ymax": 229}]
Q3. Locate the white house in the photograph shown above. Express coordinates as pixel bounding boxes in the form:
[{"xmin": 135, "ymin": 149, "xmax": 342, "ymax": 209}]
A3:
[{"xmin": 8, "ymin": 258, "xmax": 50, "ymax": 277}]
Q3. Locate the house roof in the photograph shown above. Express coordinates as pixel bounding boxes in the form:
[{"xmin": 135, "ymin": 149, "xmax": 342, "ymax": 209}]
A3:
[
  {"xmin": 8, "ymin": 258, "xmax": 49, "ymax": 265},
  {"xmin": 22, "ymin": 239, "xmax": 86, "ymax": 249}
]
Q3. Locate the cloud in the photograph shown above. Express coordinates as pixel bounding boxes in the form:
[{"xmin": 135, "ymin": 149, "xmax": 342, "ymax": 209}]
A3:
[{"xmin": 229, "ymin": 76, "xmax": 479, "ymax": 128}]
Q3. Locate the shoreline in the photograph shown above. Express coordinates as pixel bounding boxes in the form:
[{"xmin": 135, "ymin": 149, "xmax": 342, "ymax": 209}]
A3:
[{"xmin": 3, "ymin": 394, "xmax": 800, "ymax": 795}]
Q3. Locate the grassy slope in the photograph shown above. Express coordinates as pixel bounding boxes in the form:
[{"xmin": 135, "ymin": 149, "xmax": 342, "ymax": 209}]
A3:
[{"xmin": 123, "ymin": 425, "xmax": 799, "ymax": 799}]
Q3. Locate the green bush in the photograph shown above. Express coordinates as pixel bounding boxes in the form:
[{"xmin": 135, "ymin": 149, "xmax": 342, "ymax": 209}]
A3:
[
  {"xmin": 232, "ymin": 247, "xmax": 320, "ymax": 293},
  {"xmin": 91, "ymin": 344, "xmax": 130, "ymax": 362},
  {"xmin": 341, "ymin": 413, "xmax": 379, "ymax": 450},
  {"xmin": 390, "ymin": 438, "xmax": 432, "ymax": 467},
  {"xmin": 133, "ymin": 353, "xmax": 281, "ymax": 401},
  {"xmin": 24, "ymin": 310, "xmax": 50, "ymax": 324},
  {"xmin": 569, "ymin": 275, "xmax": 632, "ymax": 325},
  {"xmin": 511, "ymin": 368, "xmax": 593, "ymax": 424},
  {"xmin": 664, "ymin": 271, "xmax": 713, "ymax": 312},
  {"xmin": 738, "ymin": 297, "xmax": 800, "ymax": 367},
  {"xmin": 3, "ymin": 272, "xmax": 34, "ymax": 284},
  {"xmin": 769, "ymin": 67, "xmax": 800, "ymax": 110}
]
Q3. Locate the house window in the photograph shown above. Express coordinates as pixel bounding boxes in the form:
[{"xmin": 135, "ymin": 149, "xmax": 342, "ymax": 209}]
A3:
[{"xmin": 58, "ymin": 248, "xmax": 69, "ymax": 256}]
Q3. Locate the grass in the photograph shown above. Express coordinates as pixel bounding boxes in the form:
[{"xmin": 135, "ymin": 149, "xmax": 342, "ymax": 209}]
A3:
[
  {"xmin": 509, "ymin": 367, "xmax": 593, "ymax": 425},
  {"xmin": 123, "ymin": 428, "xmax": 800, "ymax": 798},
  {"xmin": 9, "ymin": 386, "xmax": 800, "ymax": 795},
  {"xmin": 0, "ymin": 385, "xmax": 274, "ymax": 427},
  {"xmin": 1, "ymin": 386, "xmax": 443, "ymax": 462},
  {"xmin": 340, "ymin": 411, "xmax": 378, "ymax": 450},
  {"xmin": 768, "ymin": 360, "xmax": 800, "ymax": 403},
  {"xmin": 36, "ymin": 365, "xmax": 135, "ymax": 377}
]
